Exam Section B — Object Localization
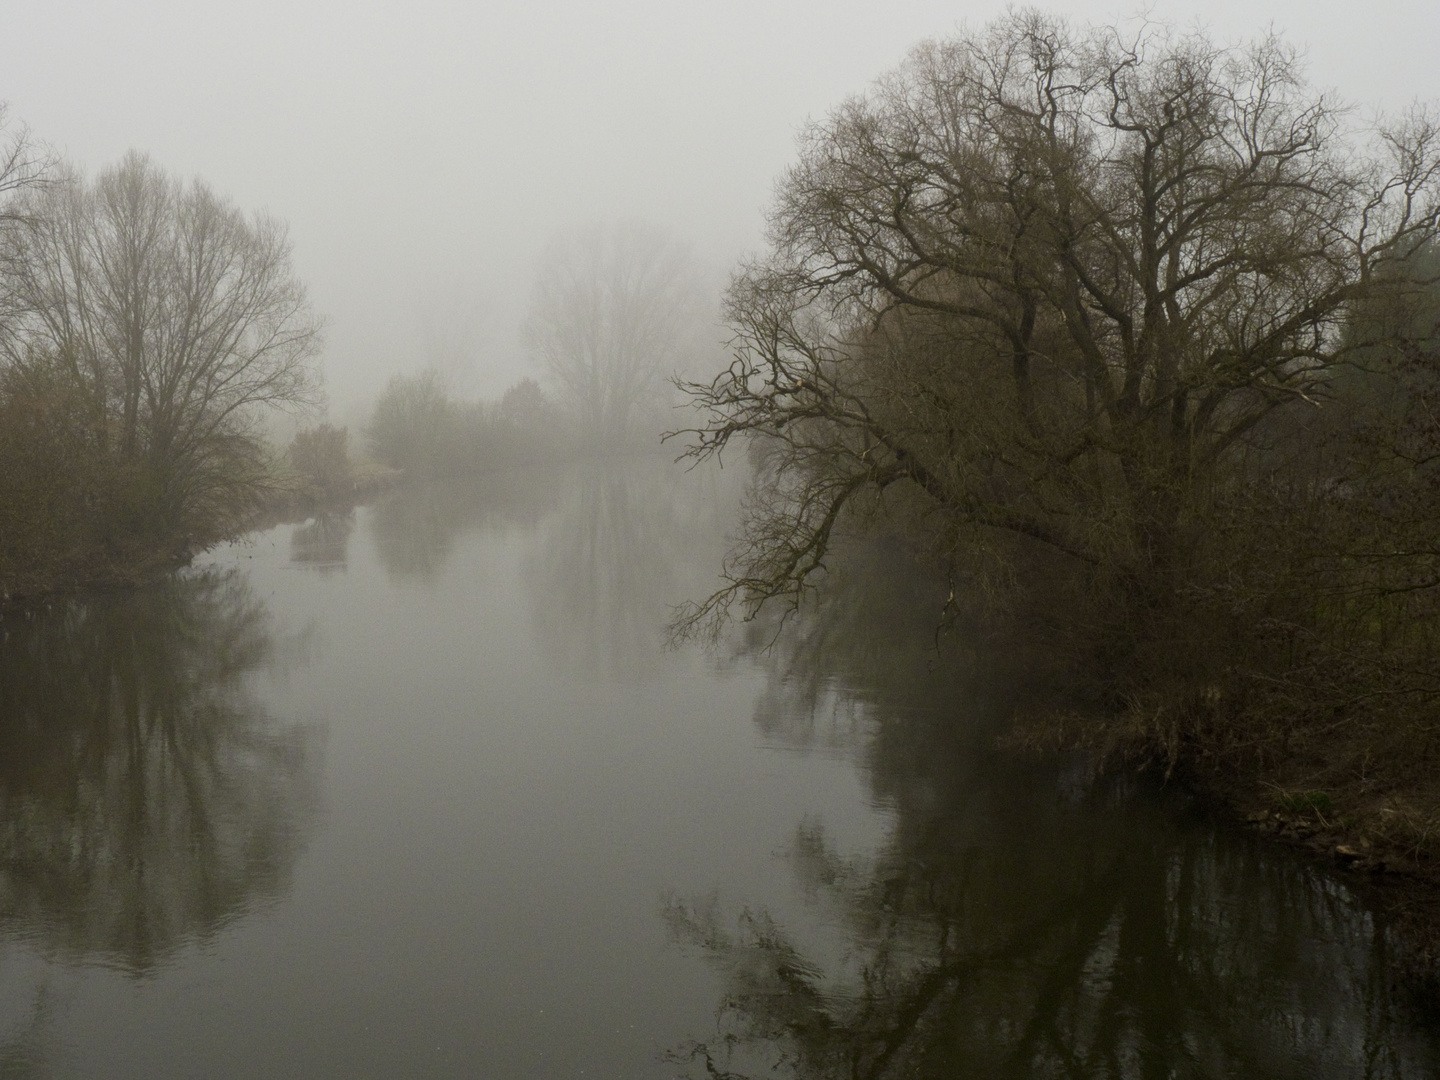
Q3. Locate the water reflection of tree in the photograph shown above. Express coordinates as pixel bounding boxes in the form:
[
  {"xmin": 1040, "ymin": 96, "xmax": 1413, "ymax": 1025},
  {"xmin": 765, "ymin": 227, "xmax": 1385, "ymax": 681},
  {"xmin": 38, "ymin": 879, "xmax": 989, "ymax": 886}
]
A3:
[
  {"xmin": 668, "ymin": 543, "xmax": 1440, "ymax": 1079},
  {"xmin": 0, "ymin": 570, "xmax": 319, "ymax": 974},
  {"xmin": 525, "ymin": 457, "xmax": 736, "ymax": 680},
  {"xmin": 0, "ymin": 982, "xmax": 56, "ymax": 1080},
  {"xmin": 369, "ymin": 470, "xmax": 561, "ymax": 582},
  {"xmin": 290, "ymin": 508, "xmax": 355, "ymax": 571}
]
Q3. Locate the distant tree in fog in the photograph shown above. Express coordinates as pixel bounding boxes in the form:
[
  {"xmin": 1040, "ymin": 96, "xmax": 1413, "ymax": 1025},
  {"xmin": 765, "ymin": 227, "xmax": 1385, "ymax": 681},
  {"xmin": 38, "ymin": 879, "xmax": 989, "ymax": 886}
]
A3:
[
  {"xmin": 365, "ymin": 369, "xmax": 456, "ymax": 473},
  {"xmin": 288, "ymin": 422, "xmax": 354, "ymax": 497},
  {"xmin": 524, "ymin": 223, "xmax": 698, "ymax": 444},
  {"xmin": 496, "ymin": 376, "xmax": 554, "ymax": 430}
]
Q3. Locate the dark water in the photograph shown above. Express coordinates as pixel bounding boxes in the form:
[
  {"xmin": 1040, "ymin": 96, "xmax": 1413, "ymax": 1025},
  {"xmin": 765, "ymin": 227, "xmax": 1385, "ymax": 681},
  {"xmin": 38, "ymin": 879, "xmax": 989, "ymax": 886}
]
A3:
[{"xmin": 0, "ymin": 459, "xmax": 1437, "ymax": 1078}]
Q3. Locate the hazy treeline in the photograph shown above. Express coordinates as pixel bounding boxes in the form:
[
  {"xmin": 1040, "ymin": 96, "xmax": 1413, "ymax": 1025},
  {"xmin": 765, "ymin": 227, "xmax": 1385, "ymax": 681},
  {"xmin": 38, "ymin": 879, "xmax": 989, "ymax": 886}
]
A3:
[
  {"xmin": 362, "ymin": 371, "xmax": 567, "ymax": 477},
  {"xmin": 672, "ymin": 14, "xmax": 1440, "ymax": 846},
  {"xmin": 263, "ymin": 375, "xmax": 565, "ymax": 518},
  {"xmin": 0, "ymin": 113, "xmax": 710, "ymax": 590},
  {"xmin": 359, "ymin": 222, "xmax": 707, "ymax": 479},
  {"xmin": 310, "ymin": 221, "xmax": 705, "ymax": 506}
]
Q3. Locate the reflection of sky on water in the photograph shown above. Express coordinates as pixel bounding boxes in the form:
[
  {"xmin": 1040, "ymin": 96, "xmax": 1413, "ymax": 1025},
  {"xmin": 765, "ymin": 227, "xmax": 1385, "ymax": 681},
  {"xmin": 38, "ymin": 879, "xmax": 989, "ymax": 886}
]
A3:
[
  {"xmin": 367, "ymin": 468, "xmax": 562, "ymax": 583},
  {"xmin": 366, "ymin": 455, "xmax": 743, "ymax": 679},
  {"xmin": 523, "ymin": 458, "xmax": 740, "ymax": 681}
]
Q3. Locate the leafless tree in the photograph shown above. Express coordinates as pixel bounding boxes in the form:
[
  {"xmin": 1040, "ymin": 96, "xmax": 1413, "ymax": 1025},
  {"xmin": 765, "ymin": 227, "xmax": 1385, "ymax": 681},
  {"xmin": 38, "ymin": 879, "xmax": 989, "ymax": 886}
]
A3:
[
  {"xmin": 670, "ymin": 12, "xmax": 1440, "ymax": 633},
  {"xmin": 0, "ymin": 150, "xmax": 322, "ymax": 540},
  {"xmin": 525, "ymin": 222, "xmax": 698, "ymax": 444},
  {"xmin": 0, "ymin": 106, "xmax": 53, "ymax": 328}
]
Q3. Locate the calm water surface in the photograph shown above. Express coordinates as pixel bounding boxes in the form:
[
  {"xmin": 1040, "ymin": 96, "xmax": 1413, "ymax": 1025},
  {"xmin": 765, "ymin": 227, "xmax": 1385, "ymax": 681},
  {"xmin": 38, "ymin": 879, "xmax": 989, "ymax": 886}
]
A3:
[{"xmin": 0, "ymin": 459, "xmax": 1437, "ymax": 1078}]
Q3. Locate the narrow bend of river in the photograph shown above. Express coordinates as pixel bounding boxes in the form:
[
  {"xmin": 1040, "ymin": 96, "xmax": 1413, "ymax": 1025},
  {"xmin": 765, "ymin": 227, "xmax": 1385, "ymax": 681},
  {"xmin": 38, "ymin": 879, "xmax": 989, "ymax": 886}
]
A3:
[{"xmin": 0, "ymin": 457, "xmax": 1437, "ymax": 1078}]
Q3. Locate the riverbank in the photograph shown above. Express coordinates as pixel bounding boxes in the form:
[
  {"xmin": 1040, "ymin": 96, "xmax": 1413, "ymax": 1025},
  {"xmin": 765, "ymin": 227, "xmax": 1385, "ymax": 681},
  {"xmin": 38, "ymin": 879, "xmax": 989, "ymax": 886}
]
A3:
[
  {"xmin": 0, "ymin": 543, "xmax": 196, "ymax": 612},
  {"xmin": 0, "ymin": 462, "xmax": 400, "ymax": 611},
  {"xmin": 1182, "ymin": 763, "xmax": 1440, "ymax": 990},
  {"xmin": 1027, "ymin": 701, "xmax": 1440, "ymax": 989},
  {"xmin": 5, "ymin": 463, "xmax": 1440, "ymax": 1071},
  {"xmin": 984, "ymin": 570, "xmax": 1440, "ymax": 992},
  {"xmin": 1008, "ymin": 725, "xmax": 1440, "ymax": 991},
  {"xmin": 253, "ymin": 459, "xmax": 400, "ymax": 530}
]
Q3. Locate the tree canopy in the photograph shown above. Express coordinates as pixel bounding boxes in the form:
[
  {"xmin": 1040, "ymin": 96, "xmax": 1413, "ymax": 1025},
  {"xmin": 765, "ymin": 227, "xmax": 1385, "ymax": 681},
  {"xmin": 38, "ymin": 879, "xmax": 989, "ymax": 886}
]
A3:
[
  {"xmin": 672, "ymin": 11, "xmax": 1440, "ymax": 632},
  {"xmin": 0, "ymin": 151, "xmax": 322, "ymax": 553}
]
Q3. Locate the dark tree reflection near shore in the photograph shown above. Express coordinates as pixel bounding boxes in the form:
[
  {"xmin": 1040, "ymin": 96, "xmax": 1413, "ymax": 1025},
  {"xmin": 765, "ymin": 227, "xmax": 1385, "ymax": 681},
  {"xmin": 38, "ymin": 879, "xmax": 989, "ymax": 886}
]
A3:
[
  {"xmin": 667, "ymin": 542, "xmax": 1440, "ymax": 1079},
  {"xmin": 0, "ymin": 980, "xmax": 57, "ymax": 1080},
  {"xmin": 0, "ymin": 570, "xmax": 319, "ymax": 974}
]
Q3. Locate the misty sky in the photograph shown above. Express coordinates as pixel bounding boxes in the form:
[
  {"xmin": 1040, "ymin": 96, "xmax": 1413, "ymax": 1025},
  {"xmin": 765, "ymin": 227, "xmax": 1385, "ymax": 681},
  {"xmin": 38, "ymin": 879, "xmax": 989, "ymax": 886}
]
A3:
[{"xmin": 3, "ymin": 0, "xmax": 1437, "ymax": 423}]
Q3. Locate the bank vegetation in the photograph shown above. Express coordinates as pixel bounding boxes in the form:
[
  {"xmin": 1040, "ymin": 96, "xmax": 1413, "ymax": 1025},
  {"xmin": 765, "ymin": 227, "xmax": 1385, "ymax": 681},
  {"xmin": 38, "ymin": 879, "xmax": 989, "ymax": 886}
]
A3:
[
  {"xmin": 670, "ymin": 12, "xmax": 1440, "ymax": 895},
  {"xmin": 0, "ymin": 131, "xmax": 324, "ymax": 596}
]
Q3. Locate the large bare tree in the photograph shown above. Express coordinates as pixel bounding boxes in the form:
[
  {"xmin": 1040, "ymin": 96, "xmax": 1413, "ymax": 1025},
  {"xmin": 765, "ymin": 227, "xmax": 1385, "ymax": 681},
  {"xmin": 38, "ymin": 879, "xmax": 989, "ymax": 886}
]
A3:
[
  {"xmin": 671, "ymin": 12, "xmax": 1440, "ymax": 632},
  {"xmin": 525, "ymin": 222, "xmax": 697, "ymax": 445},
  {"xmin": 0, "ymin": 151, "xmax": 322, "ymax": 541}
]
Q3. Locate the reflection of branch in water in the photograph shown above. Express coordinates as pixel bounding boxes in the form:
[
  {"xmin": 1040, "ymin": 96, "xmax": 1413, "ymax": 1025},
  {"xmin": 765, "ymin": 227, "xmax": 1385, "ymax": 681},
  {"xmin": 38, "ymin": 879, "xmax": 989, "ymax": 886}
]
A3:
[
  {"xmin": 667, "ymin": 801, "xmax": 1438, "ymax": 1078},
  {"xmin": 0, "ymin": 981, "xmax": 56, "ymax": 1080},
  {"xmin": 290, "ymin": 509, "xmax": 355, "ymax": 571},
  {"xmin": 0, "ymin": 570, "xmax": 320, "ymax": 974},
  {"xmin": 735, "ymin": 533, "xmax": 981, "ymax": 754}
]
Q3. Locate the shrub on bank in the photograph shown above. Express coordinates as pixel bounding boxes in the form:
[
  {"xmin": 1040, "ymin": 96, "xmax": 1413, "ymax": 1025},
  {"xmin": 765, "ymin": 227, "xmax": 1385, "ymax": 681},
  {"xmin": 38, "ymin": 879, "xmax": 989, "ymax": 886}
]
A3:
[{"xmin": 276, "ymin": 422, "xmax": 396, "ymax": 515}]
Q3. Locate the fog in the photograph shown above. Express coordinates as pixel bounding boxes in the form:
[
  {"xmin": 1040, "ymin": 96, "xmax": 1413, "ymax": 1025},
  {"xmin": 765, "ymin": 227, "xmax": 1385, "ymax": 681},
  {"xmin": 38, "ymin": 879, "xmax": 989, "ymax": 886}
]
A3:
[
  {"xmin": 8, "ymin": 4, "xmax": 1440, "ymax": 1071},
  {"xmin": 2, "ymin": 0, "xmax": 1435, "ymax": 423}
]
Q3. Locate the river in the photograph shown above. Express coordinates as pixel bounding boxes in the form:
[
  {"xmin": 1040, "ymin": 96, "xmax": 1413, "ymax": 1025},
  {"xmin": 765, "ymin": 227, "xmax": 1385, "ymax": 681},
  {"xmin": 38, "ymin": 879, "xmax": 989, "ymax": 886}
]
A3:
[{"xmin": 0, "ymin": 457, "xmax": 1436, "ymax": 1078}]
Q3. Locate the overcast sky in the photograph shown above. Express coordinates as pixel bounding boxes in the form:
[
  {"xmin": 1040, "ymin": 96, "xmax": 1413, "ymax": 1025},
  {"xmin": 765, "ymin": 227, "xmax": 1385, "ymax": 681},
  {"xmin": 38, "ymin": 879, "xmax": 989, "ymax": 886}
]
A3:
[{"xmin": 2, "ymin": 0, "xmax": 1437, "ymax": 421}]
